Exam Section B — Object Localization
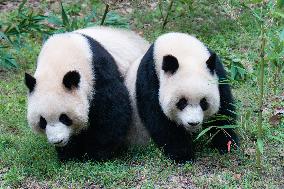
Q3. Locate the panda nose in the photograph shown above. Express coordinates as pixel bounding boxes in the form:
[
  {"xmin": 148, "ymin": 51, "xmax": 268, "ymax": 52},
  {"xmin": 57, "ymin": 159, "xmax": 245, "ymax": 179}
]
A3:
[{"xmin": 188, "ymin": 122, "xmax": 200, "ymax": 126}]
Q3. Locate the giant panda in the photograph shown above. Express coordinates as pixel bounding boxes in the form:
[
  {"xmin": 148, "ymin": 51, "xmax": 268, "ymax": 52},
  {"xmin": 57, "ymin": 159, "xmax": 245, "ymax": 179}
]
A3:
[
  {"xmin": 125, "ymin": 32, "xmax": 239, "ymax": 162},
  {"xmin": 24, "ymin": 26, "xmax": 150, "ymax": 161}
]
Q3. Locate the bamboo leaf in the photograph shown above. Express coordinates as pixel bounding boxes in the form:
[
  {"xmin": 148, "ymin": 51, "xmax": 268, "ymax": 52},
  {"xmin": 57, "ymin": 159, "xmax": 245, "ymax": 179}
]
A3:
[
  {"xmin": 257, "ymin": 138, "xmax": 264, "ymax": 154},
  {"xmin": 279, "ymin": 29, "xmax": 284, "ymax": 41},
  {"xmin": 245, "ymin": 0, "xmax": 263, "ymax": 3},
  {"xmin": 194, "ymin": 126, "xmax": 214, "ymax": 141},
  {"xmin": 60, "ymin": 2, "xmax": 70, "ymax": 29},
  {"xmin": 71, "ymin": 18, "xmax": 78, "ymax": 30},
  {"xmin": 231, "ymin": 66, "xmax": 237, "ymax": 80},
  {"xmin": 273, "ymin": 11, "xmax": 284, "ymax": 18},
  {"xmin": 0, "ymin": 50, "xmax": 18, "ymax": 69},
  {"xmin": 269, "ymin": 136, "xmax": 284, "ymax": 143},
  {"xmin": 277, "ymin": 0, "xmax": 284, "ymax": 8},
  {"xmin": 217, "ymin": 125, "xmax": 239, "ymax": 129},
  {"xmin": 6, "ymin": 58, "xmax": 18, "ymax": 68},
  {"xmin": 47, "ymin": 15, "xmax": 63, "ymax": 26}
]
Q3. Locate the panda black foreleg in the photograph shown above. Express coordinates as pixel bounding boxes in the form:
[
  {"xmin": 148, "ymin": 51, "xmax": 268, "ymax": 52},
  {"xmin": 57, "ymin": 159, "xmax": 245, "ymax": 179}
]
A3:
[
  {"xmin": 55, "ymin": 135, "xmax": 85, "ymax": 161},
  {"xmin": 148, "ymin": 123, "xmax": 195, "ymax": 163},
  {"xmin": 162, "ymin": 135, "xmax": 195, "ymax": 163}
]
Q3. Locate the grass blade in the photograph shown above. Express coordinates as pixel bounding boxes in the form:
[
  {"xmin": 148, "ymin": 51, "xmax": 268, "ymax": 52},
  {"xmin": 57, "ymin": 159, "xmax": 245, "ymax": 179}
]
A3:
[
  {"xmin": 18, "ymin": 0, "xmax": 28, "ymax": 12},
  {"xmin": 60, "ymin": 2, "xmax": 70, "ymax": 29}
]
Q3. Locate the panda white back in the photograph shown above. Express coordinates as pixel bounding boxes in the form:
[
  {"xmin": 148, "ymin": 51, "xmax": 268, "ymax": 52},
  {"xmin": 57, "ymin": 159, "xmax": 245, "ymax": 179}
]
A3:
[
  {"xmin": 76, "ymin": 26, "xmax": 150, "ymax": 77},
  {"xmin": 125, "ymin": 56, "xmax": 150, "ymax": 146}
]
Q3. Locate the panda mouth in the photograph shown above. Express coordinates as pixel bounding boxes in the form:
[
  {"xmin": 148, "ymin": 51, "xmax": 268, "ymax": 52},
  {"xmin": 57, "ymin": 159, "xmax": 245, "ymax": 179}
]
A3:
[
  {"xmin": 52, "ymin": 139, "xmax": 68, "ymax": 147},
  {"xmin": 183, "ymin": 123, "xmax": 202, "ymax": 133},
  {"xmin": 53, "ymin": 140, "xmax": 63, "ymax": 145}
]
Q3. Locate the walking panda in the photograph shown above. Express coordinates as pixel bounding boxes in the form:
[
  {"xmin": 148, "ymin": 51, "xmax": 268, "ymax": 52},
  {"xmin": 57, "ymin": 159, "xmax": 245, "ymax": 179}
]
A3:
[
  {"xmin": 125, "ymin": 32, "xmax": 239, "ymax": 162},
  {"xmin": 25, "ymin": 26, "xmax": 150, "ymax": 161}
]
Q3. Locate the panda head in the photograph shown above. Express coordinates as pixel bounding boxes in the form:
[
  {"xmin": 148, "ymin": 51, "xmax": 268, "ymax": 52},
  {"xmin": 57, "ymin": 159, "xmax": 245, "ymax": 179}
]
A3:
[
  {"xmin": 25, "ymin": 71, "xmax": 89, "ymax": 146},
  {"xmin": 25, "ymin": 33, "xmax": 93, "ymax": 147},
  {"xmin": 154, "ymin": 33, "xmax": 220, "ymax": 132}
]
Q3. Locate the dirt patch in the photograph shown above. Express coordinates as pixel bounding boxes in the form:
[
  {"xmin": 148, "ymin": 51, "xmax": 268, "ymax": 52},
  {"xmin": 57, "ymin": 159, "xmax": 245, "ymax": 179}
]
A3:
[
  {"xmin": 0, "ymin": 0, "xmax": 21, "ymax": 12},
  {"xmin": 0, "ymin": 167, "xmax": 9, "ymax": 187},
  {"xmin": 162, "ymin": 174, "xmax": 197, "ymax": 189},
  {"xmin": 19, "ymin": 178, "xmax": 52, "ymax": 189},
  {"xmin": 0, "ymin": 0, "xmax": 43, "ymax": 12}
]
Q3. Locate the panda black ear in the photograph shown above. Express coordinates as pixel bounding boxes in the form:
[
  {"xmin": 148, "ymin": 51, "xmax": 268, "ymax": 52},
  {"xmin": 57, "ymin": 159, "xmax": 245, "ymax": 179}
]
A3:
[
  {"xmin": 25, "ymin": 73, "xmax": 36, "ymax": 93},
  {"xmin": 162, "ymin": 55, "xmax": 179, "ymax": 74},
  {"xmin": 206, "ymin": 53, "xmax": 216, "ymax": 75},
  {"xmin": 63, "ymin": 71, "xmax": 80, "ymax": 90}
]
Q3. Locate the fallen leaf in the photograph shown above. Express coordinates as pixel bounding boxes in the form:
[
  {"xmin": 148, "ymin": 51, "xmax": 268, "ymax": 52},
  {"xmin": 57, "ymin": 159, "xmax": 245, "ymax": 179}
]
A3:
[
  {"xmin": 234, "ymin": 173, "xmax": 241, "ymax": 180},
  {"xmin": 269, "ymin": 106, "xmax": 284, "ymax": 126},
  {"xmin": 274, "ymin": 107, "xmax": 284, "ymax": 115},
  {"xmin": 244, "ymin": 148, "xmax": 255, "ymax": 156},
  {"xmin": 269, "ymin": 114, "xmax": 281, "ymax": 126}
]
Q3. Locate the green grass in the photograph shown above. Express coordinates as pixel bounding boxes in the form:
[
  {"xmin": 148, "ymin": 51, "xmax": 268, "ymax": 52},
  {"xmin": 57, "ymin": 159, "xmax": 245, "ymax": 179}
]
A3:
[{"xmin": 0, "ymin": 0, "xmax": 283, "ymax": 188}]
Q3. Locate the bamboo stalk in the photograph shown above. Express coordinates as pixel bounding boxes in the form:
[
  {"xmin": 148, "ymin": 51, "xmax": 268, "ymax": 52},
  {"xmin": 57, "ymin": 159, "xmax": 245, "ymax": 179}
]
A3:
[
  {"xmin": 256, "ymin": 20, "xmax": 266, "ymax": 171},
  {"xmin": 101, "ymin": 4, "xmax": 110, "ymax": 25},
  {"xmin": 162, "ymin": 0, "xmax": 174, "ymax": 31},
  {"xmin": 158, "ymin": 0, "xmax": 165, "ymax": 20}
]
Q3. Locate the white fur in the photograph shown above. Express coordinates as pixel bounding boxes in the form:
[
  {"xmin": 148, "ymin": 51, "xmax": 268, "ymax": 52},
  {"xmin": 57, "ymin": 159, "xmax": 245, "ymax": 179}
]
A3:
[
  {"xmin": 27, "ymin": 26, "xmax": 149, "ymax": 146},
  {"xmin": 76, "ymin": 26, "xmax": 149, "ymax": 77},
  {"xmin": 125, "ymin": 56, "xmax": 151, "ymax": 146},
  {"xmin": 153, "ymin": 33, "xmax": 220, "ymax": 132},
  {"xmin": 176, "ymin": 105, "xmax": 203, "ymax": 132},
  {"xmin": 46, "ymin": 123, "xmax": 71, "ymax": 146}
]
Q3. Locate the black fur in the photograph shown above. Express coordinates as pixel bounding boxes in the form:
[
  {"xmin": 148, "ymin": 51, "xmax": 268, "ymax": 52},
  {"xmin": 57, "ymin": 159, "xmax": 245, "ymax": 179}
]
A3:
[
  {"xmin": 136, "ymin": 45, "xmax": 238, "ymax": 162},
  {"xmin": 204, "ymin": 49, "xmax": 239, "ymax": 153},
  {"xmin": 200, "ymin": 98, "xmax": 209, "ymax": 111},
  {"xmin": 63, "ymin": 70, "xmax": 80, "ymax": 90},
  {"xmin": 206, "ymin": 53, "xmax": 216, "ymax": 75},
  {"xmin": 176, "ymin": 98, "xmax": 188, "ymax": 111},
  {"xmin": 59, "ymin": 114, "xmax": 72, "ymax": 126},
  {"xmin": 25, "ymin": 73, "xmax": 36, "ymax": 93},
  {"xmin": 39, "ymin": 116, "xmax": 47, "ymax": 130},
  {"xmin": 56, "ymin": 34, "xmax": 132, "ymax": 161},
  {"xmin": 162, "ymin": 55, "xmax": 179, "ymax": 74}
]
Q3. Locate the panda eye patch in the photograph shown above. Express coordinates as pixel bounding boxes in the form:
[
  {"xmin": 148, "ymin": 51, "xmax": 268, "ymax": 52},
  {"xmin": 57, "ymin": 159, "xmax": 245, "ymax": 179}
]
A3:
[
  {"xmin": 39, "ymin": 116, "xmax": 47, "ymax": 129},
  {"xmin": 176, "ymin": 98, "xmax": 188, "ymax": 110},
  {"xmin": 59, "ymin": 114, "xmax": 73, "ymax": 126},
  {"xmin": 200, "ymin": 98, "xmax": 209, "ymax": 111},
  {"xmin": 162, "ymin": 55, "xmax": 179, "ymax": 74}
]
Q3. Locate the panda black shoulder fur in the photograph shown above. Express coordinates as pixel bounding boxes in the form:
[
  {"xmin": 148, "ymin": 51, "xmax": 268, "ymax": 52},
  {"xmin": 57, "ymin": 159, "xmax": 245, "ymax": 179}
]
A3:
[
  {"xmin": 25, "ymin": 26, "xmax": 150, "ymax": 161},
  {"xmin": 127, "ymin": 32, "xmax": 239, "ymax": 162}
]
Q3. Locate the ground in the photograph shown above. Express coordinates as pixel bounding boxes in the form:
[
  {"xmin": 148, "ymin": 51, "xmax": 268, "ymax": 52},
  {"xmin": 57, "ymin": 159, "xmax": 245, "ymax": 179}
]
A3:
[{"xmin": 0, "ymin": 0, "xmax": 283, "ymax": 188}]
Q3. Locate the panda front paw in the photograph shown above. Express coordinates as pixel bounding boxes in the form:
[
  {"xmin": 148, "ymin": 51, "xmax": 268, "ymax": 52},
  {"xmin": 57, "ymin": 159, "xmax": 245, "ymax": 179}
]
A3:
[{"xmin": 164, "ymin": 146, "xmax": 195, "ymax": 163}]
